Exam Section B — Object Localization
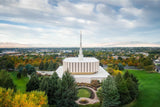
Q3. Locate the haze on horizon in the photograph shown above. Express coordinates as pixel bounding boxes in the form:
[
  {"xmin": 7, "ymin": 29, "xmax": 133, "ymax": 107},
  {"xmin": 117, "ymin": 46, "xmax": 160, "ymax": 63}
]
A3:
[{"xmin": 0, "ymin": 0, "xmax": 160, "ymax": 48}]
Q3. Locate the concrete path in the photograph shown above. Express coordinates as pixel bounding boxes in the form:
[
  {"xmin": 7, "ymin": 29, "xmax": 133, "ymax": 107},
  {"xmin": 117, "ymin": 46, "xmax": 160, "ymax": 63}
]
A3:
[{"xmin": 76, "ymin": 86, "xmax": 99, "ymax": 105}]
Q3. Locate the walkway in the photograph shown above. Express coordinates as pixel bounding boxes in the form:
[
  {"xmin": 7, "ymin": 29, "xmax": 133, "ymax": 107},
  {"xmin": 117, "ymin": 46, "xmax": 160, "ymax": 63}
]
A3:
[{"xmin": 76, "ymin": 86, "xmax": 99, "ymax": 105}]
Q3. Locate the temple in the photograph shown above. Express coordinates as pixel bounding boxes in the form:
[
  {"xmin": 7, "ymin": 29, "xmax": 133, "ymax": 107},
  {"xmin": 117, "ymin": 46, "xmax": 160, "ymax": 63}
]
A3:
[{"xmin": 56, "ymin": 31, "xmax": 109, "ymax": 83}]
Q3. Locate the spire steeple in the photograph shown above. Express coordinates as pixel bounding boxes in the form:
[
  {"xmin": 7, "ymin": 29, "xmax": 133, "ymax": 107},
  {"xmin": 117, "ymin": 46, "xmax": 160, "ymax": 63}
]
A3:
[{"xmin": 78, "ymin": 31, "xmax": 83, "ymax": 60}]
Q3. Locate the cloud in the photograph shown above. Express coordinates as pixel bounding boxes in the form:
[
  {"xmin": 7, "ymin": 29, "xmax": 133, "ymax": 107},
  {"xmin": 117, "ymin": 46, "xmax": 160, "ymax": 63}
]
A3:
[{"xmin": 0, "ymin": 0, "xmax": 160, "ymax": 47}]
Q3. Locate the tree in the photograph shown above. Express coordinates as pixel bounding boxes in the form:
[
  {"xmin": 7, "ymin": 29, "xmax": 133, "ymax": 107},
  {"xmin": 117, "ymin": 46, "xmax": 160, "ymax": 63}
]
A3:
[
  {"xmin": 97, "ymin": 87, "xmax": 103, "ymax": 105},
  {"xmin": 48, "ymin": 72, "xmax": 59, "ymax": 105},
  {"xmin": 25, "ymin": 64, "xmax": 36, "ymax": 75},
  {"xmin": 0, "ymin": 70, "xmax": 16, "ymax": 90},
  {"xmin": 118, "ymin": 63, "xmax": 124, "ymax": 70},
  {"xmin": 26, "ymin": 73, "xmax": 40, "ymax": 92},
  {"xmin": 102, "ymin": 76, "xmax": 120, "ymax": 107},
  {"xmin": 48, "ymin": 60, "xmax": 54, "ymax": 71},
  {"xmin": 0, "ymin": 87, "xmax": 48, "ymax": 107},
  {"xmin": 39, "ymin": 61, "xmax": 44, "ymax": 70},
  {"xmin": 6, "ymin": 60, "xmax": 14, "ymax": 71},
  {"xmin": 44, "ymin": 61, "xmax": 49, "ymax": 70},
  {"xmin": 126, "ymin": 77, "xmax": 138, "ymax": 100},
  {"xmin": 55, "ymin": 71, "xmax": 78, "ymax": 107},
  {"xmin": 123, "ymin": 70, "xmax": 130, "ymax": 80},
  {"xmin": 115, "ymin": 73, "xmax": 131, "ymax": 105},
  {"xmin": 39, "ymin": 77, "xmax": 50, "ymax": 93},
  {"xmin": 17, "ymin": 72, "xmax": 21, "ymax": 79}
]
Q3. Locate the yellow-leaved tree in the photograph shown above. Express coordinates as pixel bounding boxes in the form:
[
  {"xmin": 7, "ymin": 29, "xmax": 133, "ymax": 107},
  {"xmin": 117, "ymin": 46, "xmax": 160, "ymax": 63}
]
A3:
[{"xmin": 0, "ymin": 87, "xmax": 48, "ymax": 107}]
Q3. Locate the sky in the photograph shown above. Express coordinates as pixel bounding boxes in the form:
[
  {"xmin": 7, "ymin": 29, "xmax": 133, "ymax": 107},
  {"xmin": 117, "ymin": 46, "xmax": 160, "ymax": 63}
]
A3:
[{"xmin": 0, "ymin": 0, "xmax": 160, "ymax": 48}]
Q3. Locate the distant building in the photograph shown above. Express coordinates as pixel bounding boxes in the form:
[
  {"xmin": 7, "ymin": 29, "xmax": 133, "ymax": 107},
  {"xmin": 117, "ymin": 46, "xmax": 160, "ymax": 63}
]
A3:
[
  {"xmin": 154, "ymin": 57, "xmax": 160, "ymax": 73},
  {"xmin": 135, "ymin": 52, "xmax": 149, "ymax": 56},
  {"xmin": 155, "ymin": 66, "xmax": 160, "ymax": 73}
]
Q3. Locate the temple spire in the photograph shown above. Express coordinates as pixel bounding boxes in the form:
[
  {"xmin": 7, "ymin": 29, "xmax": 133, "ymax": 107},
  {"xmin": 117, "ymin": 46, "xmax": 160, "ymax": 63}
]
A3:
[{"xmin": 78, "ymin": 31, "xmax": 83, "ymax": 60}]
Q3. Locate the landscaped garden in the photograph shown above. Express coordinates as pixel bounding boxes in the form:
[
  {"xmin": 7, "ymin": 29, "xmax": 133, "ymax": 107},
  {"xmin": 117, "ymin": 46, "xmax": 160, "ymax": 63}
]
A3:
[
  {"xmin": 6, "ymin": 69, "xmax": 160, "ymax": 107},
  {"xmin": 77, "ymin": 88, "xmax": 91, "ymax": 98},
  {"xmin": 9, "ymin": 71, "xmax": 29, "ymax": 92}
]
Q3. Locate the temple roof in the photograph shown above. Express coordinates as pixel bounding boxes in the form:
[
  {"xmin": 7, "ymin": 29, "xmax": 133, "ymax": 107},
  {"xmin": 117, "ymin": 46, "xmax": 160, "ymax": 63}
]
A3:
[{"xmin": 63, "ymin": 57, "xmax": 99, "ymax": 62}]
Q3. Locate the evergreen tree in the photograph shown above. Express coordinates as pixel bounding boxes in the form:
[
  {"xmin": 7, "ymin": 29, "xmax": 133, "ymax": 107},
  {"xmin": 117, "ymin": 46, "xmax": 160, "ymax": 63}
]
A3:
[
  {"xmin": 0, "ymin": 70, "xmax": 16, "ymax": 90},
  {"xmin": 26, "ymin": 73, "xmax": 40, "ymax": 92},
  {"xmin": 115, "ymin": 73, "xmax": 131, "ymax": 105},
  {"xmin": 118, "ymin": 63, "xmax": 124, "ymax": 70},
  {"xmin": 39, "ymin": 61, "xmax": 44, "ymax": 70},
  {"xmin": 25, "ymin": 64, "xmax": 36, "ymax": 75},
  {"xmin": 48, "ymin": 60, "xmax": 54, "ymax": 71},
  {"xmin": 123, "ymin": 70, "xmax": 130, "ymax": 80},
  {"xmin": 44, "ymin": 61, "xmax": 49, "ymax": 70},
  {"xmin": 126, "ymin": 77, "xmax": 138, "ymax": 100},
  {"xmin": 97, "ymin": 87, "xmax": 103, "ymax": 105},
  {"xmin": 55, "ymin": 71, "xmax": 78, "ymax": 107},
  {"xmin": 48, "ymin": 72, "xmax": 59, "ymax": 105},
  {"xmin": 39, "ymin": 77, "xmax": 50, "ymax": 93},
  {"xmin": 102, "ymin": 76, "xmax": 120, "ymax": 107}
]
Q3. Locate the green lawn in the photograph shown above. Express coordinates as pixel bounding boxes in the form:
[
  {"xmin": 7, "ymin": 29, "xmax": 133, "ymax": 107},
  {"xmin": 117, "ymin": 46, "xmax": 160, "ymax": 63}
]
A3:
[
  {"xmin": 124, "ymin": 70, "xmax": 160, "ymax": 107},
  {"xmin": 9, "ymin": 71, "xmax": 29, "ymax": 93},
  {"xmin": 77, "ymin": 88, "xmax": 91, "ymax": 98}
]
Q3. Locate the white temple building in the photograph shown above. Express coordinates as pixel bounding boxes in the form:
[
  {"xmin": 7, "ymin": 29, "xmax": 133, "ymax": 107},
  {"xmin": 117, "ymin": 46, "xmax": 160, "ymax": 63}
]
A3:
[{"xmin": 55, "ymin": 31, "xmax": 109, "ymax": 83}]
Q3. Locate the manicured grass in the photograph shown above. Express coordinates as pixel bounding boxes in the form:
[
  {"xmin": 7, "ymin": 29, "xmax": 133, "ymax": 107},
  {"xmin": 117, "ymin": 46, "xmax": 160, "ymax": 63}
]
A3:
[
  {"xmin": 123, "ymin": 70, "xmax": 160, "ymax": 107},
  {"xmin": 9, "ymin": 71, "xmax": 29, "ymax": 92},
  {"xmin": 77, "ymin": 88, "xmax": 91, "ymax": 98}
]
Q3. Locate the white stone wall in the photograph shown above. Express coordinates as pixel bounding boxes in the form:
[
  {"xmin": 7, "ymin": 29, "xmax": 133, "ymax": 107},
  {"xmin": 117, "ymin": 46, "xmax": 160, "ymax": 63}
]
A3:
[{"xmin": 63, "ymin": 61, "xmax": 99, "ymax": 73}]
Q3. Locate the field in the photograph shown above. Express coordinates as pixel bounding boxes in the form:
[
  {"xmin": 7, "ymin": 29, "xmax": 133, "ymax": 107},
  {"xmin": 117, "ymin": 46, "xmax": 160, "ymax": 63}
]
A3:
[
  {"xmin": 77, "ymin": 88, "xmax": 91, "ymax": 98},
  {"xmin": 9, "ymin": 71, "xmax": 29, "ymax": 92},
  {"xmin": 124, "ymin": 70, "xmax": 160, "ymax": 107}
]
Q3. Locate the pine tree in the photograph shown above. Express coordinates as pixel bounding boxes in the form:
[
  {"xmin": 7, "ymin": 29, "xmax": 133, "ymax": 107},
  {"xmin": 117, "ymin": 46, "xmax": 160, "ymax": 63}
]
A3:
[
  {"xmin": 44, "ymin": 61, "xmax": 49, "ymax": 70},
  {"xmin": 115, "ymin": 73, "xmax": 131, "ymax": 105},
  {"xmin": 126, "ymin": 77, "xmax": 138, "ymax": 100},
  {"xmin": 48, "ymin": 72, "xmax": 59, "ymax": 105},
  {"xmin": 26, "ymin": 73, "xmax": 40, "ymax": 92},
  {"xmin": 123, "ymin": 70, "xmax": 130, "ymax": 79},
  {"xmin": 48, "ymin": 60, "xmax": 54, "ymax": 71},
  {"xmin": 39, "ymin": 77, "xmax": 50, "ymax": 93},
  {"xmin": 102, "ymin": 76, "xmax": 120, "ymax": 107},
  {"xmin": 55, "ymin": 71, "xmax": 78, "ymax": 107},
  {"xmin": 39, "ymin": 61, "xmax": 44, "ymax": 70}
]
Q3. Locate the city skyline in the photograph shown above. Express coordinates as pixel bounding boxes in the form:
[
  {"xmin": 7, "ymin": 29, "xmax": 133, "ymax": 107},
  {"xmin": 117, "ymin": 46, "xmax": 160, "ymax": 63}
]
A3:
[{"xmin": 0, "ymin": 0, "xmax": 160, "ymax": 48}]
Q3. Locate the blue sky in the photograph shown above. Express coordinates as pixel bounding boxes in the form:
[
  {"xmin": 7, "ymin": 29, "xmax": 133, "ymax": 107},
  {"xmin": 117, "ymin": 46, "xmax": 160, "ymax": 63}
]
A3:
[{"xmin": 0, "ymin": 0, "xmax": 160, "ymax": 47}]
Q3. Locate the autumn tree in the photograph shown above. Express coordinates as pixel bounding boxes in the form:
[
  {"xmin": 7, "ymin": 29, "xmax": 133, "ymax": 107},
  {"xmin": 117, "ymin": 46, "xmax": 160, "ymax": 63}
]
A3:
[{"xmin": 0, "ymin": 87, "xmax": 48, "ymax": 107}]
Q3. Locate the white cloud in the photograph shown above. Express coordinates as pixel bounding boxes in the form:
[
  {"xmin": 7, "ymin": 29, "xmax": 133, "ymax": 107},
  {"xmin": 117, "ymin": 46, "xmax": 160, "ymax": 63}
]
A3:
[{"xmin": 0, "ymin": 0, "xmax": 159, "ymax": 47}]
